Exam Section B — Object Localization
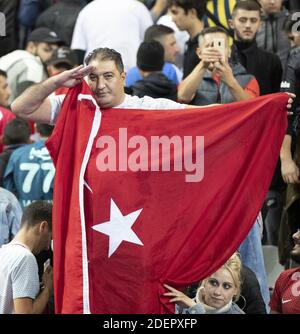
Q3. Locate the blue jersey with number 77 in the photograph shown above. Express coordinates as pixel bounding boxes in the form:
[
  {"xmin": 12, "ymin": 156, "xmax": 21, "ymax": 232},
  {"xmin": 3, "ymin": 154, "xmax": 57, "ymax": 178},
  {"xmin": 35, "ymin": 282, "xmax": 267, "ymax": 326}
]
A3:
[{"xmin": 3, "ymin": 140, "xmax": 54, "ymax": 208}]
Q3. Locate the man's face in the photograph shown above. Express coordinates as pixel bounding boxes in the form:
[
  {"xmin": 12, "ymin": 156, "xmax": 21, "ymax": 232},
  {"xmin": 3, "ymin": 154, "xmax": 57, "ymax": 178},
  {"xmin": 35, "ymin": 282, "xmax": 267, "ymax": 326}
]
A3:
[
  {"xmin": 230, "ymin": 9, "xmax": 261, "ymax": 42},
  {"xmin": 87, "ymin": 59, "xmax": 126, "ymax": 108},
  {"xmin": 199, "ymin": 32, "xmax": 230, "ymax": 62},
  {"xmin": 290, "ymin": 230, "xmax": 300, "ymax": 264},
  {"xmin": 37, "ymin": 221, "xmax": 52, "ymax": 253},
  {"xmin": 169, "ymin": 5, "xmax": 191, "ymax": 31},
  {"xmin": 0, "ymin": 75, "xmax": 11, "ymax": 107},
  {"xmin": 35, "ymin": 42, "xmax": 58, "ymax": 64},
  {"xmin": 159, "ymin": 33, "xmax": 179, "ymax": 63},
  {"xmin": 259, "ymin": 0, "xmax": 283, "ymax": 15}
]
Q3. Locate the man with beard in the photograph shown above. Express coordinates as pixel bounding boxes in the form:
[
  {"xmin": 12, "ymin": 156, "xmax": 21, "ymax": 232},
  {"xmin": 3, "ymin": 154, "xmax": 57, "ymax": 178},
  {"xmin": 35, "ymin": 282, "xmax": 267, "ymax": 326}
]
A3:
[
  {"xmin": 229, "ymin": 0, "xmax": 282, "ymax": 96},
  {"xmin": 269, "ymin": 229, "xmax": 300, "ymax": 313},
  {"xmin": 0, "ymin": 27, "xmax": 63, "ymax": 104}
]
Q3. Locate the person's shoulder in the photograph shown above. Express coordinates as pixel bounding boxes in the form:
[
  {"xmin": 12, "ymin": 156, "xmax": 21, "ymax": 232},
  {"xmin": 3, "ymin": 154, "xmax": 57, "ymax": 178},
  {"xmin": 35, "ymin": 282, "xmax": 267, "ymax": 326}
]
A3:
[
  {"xmin": 275, "ymin": 267, "xmax": 300, "ymax": 286},
  {"xmin": 255, "ymin": 46, "xmax": 280, "ymax": 60},
  {"xmin": 267, "ymin": 52, "xmax": 282, "ymax": 66},
  {"xmin": 289, "ymin": 46, "xmax": 300, "ymax": 65},
  {"xmin": 230, "ymin": 303, "xmax": 245, "ymax": 314},
  {"xmin": 231, "ymin": 61, "xmax": 251, "ymax": 76},
  {"xmin": 9, "ymin": 142, "xmax": 33, "ymax": 160},
  {"xmin": 281, "ymin": 267, "xmax": 300, "ymax": 277},
  {"xmin": 0, "ymin": 187, "xmax": 18, "ymax": 202},
  {"xmin": 0, "ymin": 50, "xmax": 29, "ymax": 68},
  {"xmin": 119, "ymin": 94, "xmax": 184, "ymax": 110},
  {"xmin": 130, "ymin": 0, "xmax": 151, "ymax": 11},
  {"xmin": 0, "ymin": 106, "xmax": 14, "ymax": 117},
  {"xmin": 125, "ymin": 66, "xmax": 140, "ymax": 86},
  {"xmin": 0, "ymin": 244, "xmax": 32, "ymax": 262}
]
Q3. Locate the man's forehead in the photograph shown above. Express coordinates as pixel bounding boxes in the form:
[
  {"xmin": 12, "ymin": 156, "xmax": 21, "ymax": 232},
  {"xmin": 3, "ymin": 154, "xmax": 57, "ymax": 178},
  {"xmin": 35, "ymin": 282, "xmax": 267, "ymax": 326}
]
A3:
[
  {"xmin": 89, "ymin": 59, "xmax": 119, "ymax": 74},
  {"xmin": 169, "ymin": 5, "xmax": 183, "ymax": 14},
  {"xmin": 0, "ymin": 75, "xmax": 6, "ymax": 83},
  {"xmin": 202, "ymin": 33, "xmax": 228, "ymax": 43},
  {"xmin": 163, "ymin": 33, "xmax": 176, "ymax": 43},
  {"xmin": 235, "ymin": 9, "xmax": 261, "ymax": 19}
]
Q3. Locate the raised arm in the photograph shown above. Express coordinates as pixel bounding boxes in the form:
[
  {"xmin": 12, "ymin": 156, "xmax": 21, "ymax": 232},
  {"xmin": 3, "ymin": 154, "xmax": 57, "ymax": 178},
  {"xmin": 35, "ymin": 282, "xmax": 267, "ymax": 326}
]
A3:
[
  {"xmin": 11, "ymin": 65, "xmax": 94, "ymax": 124},
  {"xmin": 178, "ymin": 48, "xmax": 221, "ymax": 103}
]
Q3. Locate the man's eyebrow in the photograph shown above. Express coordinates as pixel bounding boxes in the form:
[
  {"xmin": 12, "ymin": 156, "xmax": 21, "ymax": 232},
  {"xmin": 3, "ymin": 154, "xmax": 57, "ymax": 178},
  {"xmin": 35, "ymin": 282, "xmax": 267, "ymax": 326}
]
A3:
[{"xmin": 89, "ymin": 71, "xmax": 114, "ymax": 76}]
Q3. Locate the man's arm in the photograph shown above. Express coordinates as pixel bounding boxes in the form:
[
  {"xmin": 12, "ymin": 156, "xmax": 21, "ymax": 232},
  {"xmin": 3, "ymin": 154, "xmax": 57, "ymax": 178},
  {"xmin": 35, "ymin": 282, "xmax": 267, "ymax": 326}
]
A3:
[
  {"xmin": 11, "ymin": 65, "xmax": 94, "ymax": 124},
  {"xmin": 150, "ymin": 0, "xmax": 168, "ymax": 22},
  {"xmin": 14, "ymin": 265, "xmax": 53, "ymax": 314},
  {"xmin": 178, "ymin": 62, "xmax": 206, "ymax": 103},
  {"xmin": 280, "ymin": 134, "xmax": 300, "ymax": 184},
  {"xmin": 214, "ymin": 60, "xmax": 256, "ymax": 101},
  {"xmin": 14, "ymin": 287, "xmax": 51, "ymax": 314},
  {"xmin": 178, "ymin": 48, "xmax": 221, "ymax": 103}
]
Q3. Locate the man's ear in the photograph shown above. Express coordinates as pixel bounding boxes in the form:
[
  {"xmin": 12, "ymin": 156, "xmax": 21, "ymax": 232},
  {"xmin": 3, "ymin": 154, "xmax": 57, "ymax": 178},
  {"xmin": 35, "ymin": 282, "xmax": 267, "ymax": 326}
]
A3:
[
  {"xmin": 39, "ymin": 221, "xmax": 48, "ymax": 233},
  {"xmin": 26, "ymin": 41, "xmax": 36, "ymax": 53},
  {"xmin": 228, "ymin": 19, "xmax": 234, "ymax": 29},
  {"xmin": 189, "ymin": 8, "xmax": 197, "ymax": 19}
]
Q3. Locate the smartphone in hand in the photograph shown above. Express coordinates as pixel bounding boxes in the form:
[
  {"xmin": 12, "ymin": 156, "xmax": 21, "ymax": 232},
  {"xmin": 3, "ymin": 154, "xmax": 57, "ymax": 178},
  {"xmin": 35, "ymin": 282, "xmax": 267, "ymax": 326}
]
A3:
[{"xmin": 212, "ymin": 38, "xmax": 226, "ymax": 61}]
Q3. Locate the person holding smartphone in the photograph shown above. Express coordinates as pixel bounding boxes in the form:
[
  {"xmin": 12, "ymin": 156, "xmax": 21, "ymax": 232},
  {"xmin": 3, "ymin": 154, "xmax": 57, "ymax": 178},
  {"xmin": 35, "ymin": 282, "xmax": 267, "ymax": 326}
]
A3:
[{"xmin": 177, "ymin": 26, "xmax": 259, "ymax": 106}]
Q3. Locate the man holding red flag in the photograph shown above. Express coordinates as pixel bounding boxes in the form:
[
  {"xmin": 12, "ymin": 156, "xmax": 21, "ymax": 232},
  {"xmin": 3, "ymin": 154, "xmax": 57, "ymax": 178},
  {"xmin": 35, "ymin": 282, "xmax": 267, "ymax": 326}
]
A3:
[{"xmin": 11, "ymin": 47, "xmax": 293, "ymax": 314}]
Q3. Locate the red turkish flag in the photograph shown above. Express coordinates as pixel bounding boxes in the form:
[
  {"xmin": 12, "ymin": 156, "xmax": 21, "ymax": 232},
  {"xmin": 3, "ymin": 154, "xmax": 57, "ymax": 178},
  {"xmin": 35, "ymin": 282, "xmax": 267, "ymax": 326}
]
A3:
[{"xmin": 46, "ymin": 81, "xmax": 288, "ymax": 314}]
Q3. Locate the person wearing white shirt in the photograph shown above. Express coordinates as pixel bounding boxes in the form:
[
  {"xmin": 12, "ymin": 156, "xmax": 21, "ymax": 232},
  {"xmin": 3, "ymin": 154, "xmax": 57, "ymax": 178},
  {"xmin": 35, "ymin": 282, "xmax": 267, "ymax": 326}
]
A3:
[{"xmin": 71, "ymin": 0, "xmax": 153, "ymax": 71}]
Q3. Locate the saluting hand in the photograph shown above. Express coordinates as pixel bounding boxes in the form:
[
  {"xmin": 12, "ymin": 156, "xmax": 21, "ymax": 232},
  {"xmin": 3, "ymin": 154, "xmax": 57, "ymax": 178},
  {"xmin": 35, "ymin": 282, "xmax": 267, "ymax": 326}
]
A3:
[{"xmin": 53, "ymin": 65, "xmax": 95, "ymax": 89}]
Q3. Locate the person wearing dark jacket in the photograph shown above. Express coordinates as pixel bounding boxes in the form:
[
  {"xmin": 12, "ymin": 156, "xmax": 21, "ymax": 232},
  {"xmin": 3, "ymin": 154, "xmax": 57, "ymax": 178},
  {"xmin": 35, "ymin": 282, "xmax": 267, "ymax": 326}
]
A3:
[
  {"xmin": 229, "ymin": 0, "xmax": 283, "ymax": 96},
  {"xmin": 129, "ymin": 41, "xmax": 178, "ymax": 101},
  {"xmin": 256, "ymin": 0, "xmax": 290, "ymax": 69},
  {"xmin": 237, "ymin": 265, "xmax": 267, "ymax": 314}
]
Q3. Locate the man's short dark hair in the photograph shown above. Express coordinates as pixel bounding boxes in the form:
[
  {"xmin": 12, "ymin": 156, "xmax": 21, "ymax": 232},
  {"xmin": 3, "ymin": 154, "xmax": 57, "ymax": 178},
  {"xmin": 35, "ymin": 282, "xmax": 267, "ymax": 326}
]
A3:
[
  {"xmin": 3, "ymin": 118, "xmax": 31, "ymax": 145},
  {"xmin": 199, "ymin": 26, "xmax": 229, "ymax": 38},
  {"xmin": 85, "ymin": 47, "xmax": 124, "ymax": 74},
  {"xmin": 21, "ymin": 201, "xmax": 53, "ymax": 230},
  {"xmin": 36, "ymin": 123, "xmax": 54, "ymax": 137},
  {"xmin": 144, "ymin": 24, "xmax": 175, "ymax": 42},
  {"xmin": 0, "ymin": 70, "xmax": 7, "ymax": 79},
  {"xmin": 232, "ymin": 0, "xmax": 262, "ymax": 18},
  {"xmin": 168, "ymin": 0, "xmax": 207, "ymax": 20}
]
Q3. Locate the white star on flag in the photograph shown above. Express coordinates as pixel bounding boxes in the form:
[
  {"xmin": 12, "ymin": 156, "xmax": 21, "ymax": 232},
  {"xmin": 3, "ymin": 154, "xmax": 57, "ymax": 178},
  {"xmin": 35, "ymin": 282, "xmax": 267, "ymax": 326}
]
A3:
[{"xmin": 92, "ymin": 199, "xmax": 143, "ymax": 257}]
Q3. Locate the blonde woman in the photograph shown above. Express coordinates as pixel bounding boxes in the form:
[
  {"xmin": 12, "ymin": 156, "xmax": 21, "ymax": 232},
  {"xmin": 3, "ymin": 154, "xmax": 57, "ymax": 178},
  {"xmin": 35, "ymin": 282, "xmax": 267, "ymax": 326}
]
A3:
[{"xmin": 164, "ymin": 253, "xmax": 244, "ymax": 314}]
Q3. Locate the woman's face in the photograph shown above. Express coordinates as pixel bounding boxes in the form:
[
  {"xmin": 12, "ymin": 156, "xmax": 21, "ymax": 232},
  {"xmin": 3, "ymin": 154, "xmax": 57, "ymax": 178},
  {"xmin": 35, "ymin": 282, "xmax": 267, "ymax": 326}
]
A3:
[{"xmin": 202, "ymin": 268, "xmax": 238, "ymax": 309}]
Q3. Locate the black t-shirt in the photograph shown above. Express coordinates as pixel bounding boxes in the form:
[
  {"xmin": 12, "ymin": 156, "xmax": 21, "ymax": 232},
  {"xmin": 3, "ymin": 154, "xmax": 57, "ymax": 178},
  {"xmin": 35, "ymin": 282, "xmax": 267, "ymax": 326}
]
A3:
[{"xmin": 183, "ymin": 33, "xmax": 201, "ymax": 79}]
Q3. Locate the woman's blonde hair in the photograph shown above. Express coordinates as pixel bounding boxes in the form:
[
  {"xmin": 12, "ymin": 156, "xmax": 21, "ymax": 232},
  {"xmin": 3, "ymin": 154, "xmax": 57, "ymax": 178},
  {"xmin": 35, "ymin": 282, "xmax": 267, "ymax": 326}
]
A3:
[{"xmin": 220, "ymin": 252, "xmax": 242, "ymax": 301}]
